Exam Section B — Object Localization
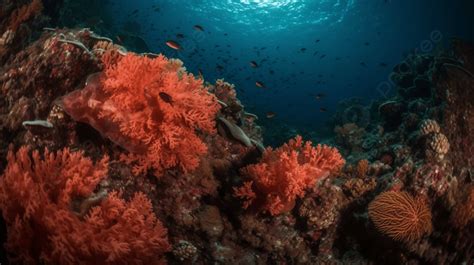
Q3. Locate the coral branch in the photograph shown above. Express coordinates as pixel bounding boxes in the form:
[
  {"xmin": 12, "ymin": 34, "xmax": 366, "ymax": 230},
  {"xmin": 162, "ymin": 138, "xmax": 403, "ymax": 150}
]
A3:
[
  {"xmin": 0, "ymin": 146, "xmax": 170, "ymax": 264},
  {"xmin": 61, "ymin": 53, "xmax": 220, "ymax": 177},
  {"xmin": 234, "ymin": 135, "xmax": 345, "ymax": 215}
]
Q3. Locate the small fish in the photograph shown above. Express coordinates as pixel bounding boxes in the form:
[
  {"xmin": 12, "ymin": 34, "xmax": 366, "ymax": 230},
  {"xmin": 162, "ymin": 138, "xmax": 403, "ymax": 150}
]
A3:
[
  {"xmin": 166, "ymin": 40, "xmax": 181, "ymax": 50},
  {"xmin": 116, "ymin": 35, "xmax": 123, "ymax": 44},
  {"xmin": 266, "ymin": 112, "xmax": 276, "ymax": 119},
  {"xmin": 176, "ymin": 33, "xmax": 184, "ymax": 39},
  {"xmin": 360, "ymin": 62, "xmax": 367, "ymax": 67},
  {"xmin": 198, "ymin": 69, "xmax": 204, "ymax": 79},
  {"xmin": 320, "ymin": 54, "xmax": 326, "ymax": 59},
  {"xmin": 379, "ymin": 62, "xmax": 388, "ymax": 67},
  {"xmin": 255, "ymin": 81, "xmax": 265, "ymax": 88},
  {"xmin": 159, "ymin": 92, "xmax": 173, "ymax": 103},
  {"xmin": 250, "ymin": 61, "xmax": 258, "ymax": 68},
  {"xmin": 216, "ymin": 65, "xmax": 224, "ymax": 71},
  {"xmin": 315, "ymin": 39, "xmax": 320, "ymax": 43},
  {"xmin": 364, "ymin": 42, "xmax": 370, "ymax": 46},
  {"xmin": 313, "ymin": 51, "xmax": 319, "ymax": 56},
  {"xmin": 320, "ymin": 107, "xmax": 328, "ymax": 112},
  {"xmin": 193, "ymin": 25, "xmax": 204, "ymax": 31},
  {"xmin": 130, "ymin": 9, "xmax": 139, "ymax": 15},
  {"xmin": 300, "ymin": 48, "xmax": 306, "ymax": 52}
]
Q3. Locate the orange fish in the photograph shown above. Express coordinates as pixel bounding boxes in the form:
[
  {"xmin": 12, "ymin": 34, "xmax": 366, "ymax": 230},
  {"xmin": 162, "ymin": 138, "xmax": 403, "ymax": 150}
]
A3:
[
  {"xmin": 166, "ymin": 40, "xmax": 181, "ymax": 50},
  {"xmin": 266, "ymin": 112, "xmax": 276, "ymax": 119},
  {"xmin": 255, "ymin": 81, "xmax": 265, "ymax": 88}
]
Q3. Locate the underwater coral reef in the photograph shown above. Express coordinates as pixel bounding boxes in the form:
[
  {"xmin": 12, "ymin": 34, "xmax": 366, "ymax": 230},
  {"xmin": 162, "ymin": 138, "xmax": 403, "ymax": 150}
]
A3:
[{"xmin": 0, "ymin": 1, "xmax": 473, "ymax": 264}]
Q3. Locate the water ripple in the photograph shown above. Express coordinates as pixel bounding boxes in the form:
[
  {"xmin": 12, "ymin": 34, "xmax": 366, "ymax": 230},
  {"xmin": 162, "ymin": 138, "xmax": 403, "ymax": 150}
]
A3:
[{"xmin": 189, "ymin": 0, "xmax": 356, "ymax": 31}]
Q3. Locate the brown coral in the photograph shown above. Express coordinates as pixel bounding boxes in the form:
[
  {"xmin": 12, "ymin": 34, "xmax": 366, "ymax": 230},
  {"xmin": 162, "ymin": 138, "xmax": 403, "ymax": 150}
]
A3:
[
  {"xmin": 92, "ymin": 40, "xmax": 115, "ymax": 52},
  {"xmin": 356, "ymin": 159, "xmax": 369, "ymax": 177},
  {"xmin": 420, "ymin": 119, "xmax": 440, "ymax": 136},
  {"xmin": 334, "ymin": 123, "xmax": 365, "ymax": 154},
  {"xmin": 299, "ymin": 181, "xmax": 344, "ymax": 231},
  {"xmin": 8, "ymin": 0, "xmax": 43, "ymax": 31},
  {"xmin": 368, "ymin": 191, "xmax": 432, "ymax": 242},
  {"xmin": 172, "ymin": 240, "xmax": 198, "ymax": 262},
  {"xmin": 342, "ymin": 177, "xmax": 377, "ymax": 199},
  {"xmin": 0, "ymin": 30, "xmax": 14, "ymax": 46},
  {"xmin": 426, "ymin": 133, "xmax": 450, "ymax": 160}
]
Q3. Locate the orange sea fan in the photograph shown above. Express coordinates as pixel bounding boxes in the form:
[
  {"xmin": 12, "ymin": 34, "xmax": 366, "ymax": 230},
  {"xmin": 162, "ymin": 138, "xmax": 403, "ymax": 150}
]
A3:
[
  {"xmin": 234, "ymin": 135, "xmax": 345, "ymax": 215},
  {"xmin": 368, "ymin": 191, "xmax": 432, "ymax": 242}
]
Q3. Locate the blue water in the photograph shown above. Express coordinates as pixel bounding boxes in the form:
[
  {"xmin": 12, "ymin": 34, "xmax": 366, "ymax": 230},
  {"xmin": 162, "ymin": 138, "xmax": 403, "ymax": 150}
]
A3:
[{"xmin": 101, "ymin": 0, "xmax": 473, "ymax": 145}]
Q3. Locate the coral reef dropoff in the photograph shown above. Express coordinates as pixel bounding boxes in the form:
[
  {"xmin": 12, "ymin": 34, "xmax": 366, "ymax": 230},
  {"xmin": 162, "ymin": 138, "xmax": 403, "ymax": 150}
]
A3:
[{"xmin": 0, "ymin": 2, "xmax": 473, "ymax": 265}]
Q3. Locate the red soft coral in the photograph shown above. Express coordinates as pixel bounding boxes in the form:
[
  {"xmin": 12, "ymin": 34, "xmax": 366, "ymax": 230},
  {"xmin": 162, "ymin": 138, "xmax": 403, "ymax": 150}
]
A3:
[
  {"xmin": 0, "ymin": 146, "xmax": 170, "ymax": 265},
  {"xmin": 61, "ymin": 53, "xmax": 220, "ymax": 177},
  {"xmin": 234, "ymin": 135, "xmax": 345, "ymax": 215}
]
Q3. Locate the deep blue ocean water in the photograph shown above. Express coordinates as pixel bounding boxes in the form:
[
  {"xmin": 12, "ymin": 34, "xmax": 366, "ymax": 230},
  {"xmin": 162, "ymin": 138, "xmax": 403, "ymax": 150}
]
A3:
[{"xmin": 99, "ymin": 0, "xmax": 473, "ymax": 146}]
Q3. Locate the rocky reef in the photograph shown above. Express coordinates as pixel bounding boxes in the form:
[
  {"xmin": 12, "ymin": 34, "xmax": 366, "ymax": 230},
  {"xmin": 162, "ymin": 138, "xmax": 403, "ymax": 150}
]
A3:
[{"xmin": 0, "ymin": 1, "xmax": 473, "ymax": 264}]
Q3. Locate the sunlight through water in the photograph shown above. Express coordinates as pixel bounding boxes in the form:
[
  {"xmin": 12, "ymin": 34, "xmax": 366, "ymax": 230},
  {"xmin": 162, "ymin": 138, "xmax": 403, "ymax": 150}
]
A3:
[
  {"xmin": 239, "ymin": 0, "xmax": 299, "ymax": 8},
  {"xmin": 190, "ymin": 0, "xmax": 356, "ymax": 31}
]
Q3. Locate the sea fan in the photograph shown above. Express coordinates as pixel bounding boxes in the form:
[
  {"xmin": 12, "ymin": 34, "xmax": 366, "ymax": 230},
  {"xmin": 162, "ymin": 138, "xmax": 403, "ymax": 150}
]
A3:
[{"xmin": 368, "ymin": 191, "xmax": 432, "ymax": 242}]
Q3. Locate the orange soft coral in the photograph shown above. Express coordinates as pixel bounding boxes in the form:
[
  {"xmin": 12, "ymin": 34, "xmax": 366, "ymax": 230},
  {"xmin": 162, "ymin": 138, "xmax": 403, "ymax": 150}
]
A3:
[
  {"xmin": 61, "ymin": 53, "xmax": 220, "ymax": 177},
  {"xmin": 0, "ymin": 147, "xmax": 170, "ymax": 265},
  {"xmin": 234, "ymin": 135, "xmax": 345, "ymax": 215}
]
